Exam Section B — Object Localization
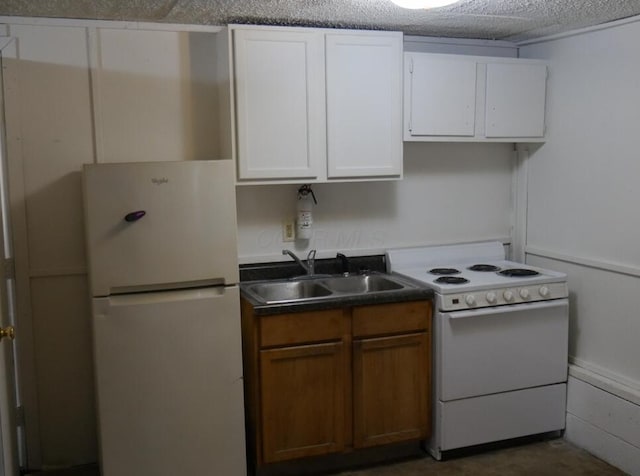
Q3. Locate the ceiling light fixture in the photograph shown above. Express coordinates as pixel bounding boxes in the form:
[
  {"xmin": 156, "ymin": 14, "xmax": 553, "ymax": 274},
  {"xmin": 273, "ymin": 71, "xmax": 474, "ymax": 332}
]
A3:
[{"xmin": 390, "ymin": 0, "xmax": 459, "ymax": 9}]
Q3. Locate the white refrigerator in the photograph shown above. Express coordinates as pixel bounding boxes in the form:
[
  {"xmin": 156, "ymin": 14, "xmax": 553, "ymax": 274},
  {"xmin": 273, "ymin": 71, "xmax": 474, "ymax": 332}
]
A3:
[{"xmin": 82, "ymin": 160, "xmax": 247, "ymax": 476}]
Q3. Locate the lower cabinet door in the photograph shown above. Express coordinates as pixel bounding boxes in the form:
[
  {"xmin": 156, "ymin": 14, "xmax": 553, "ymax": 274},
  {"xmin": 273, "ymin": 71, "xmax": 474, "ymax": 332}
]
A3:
[
  {"xmin": 353, "ymin": 333, "xmax": 430, "ymax": 448},
  {"xmin": 260, "ymin": 341, "xmax": 346, "ymax": 463}
]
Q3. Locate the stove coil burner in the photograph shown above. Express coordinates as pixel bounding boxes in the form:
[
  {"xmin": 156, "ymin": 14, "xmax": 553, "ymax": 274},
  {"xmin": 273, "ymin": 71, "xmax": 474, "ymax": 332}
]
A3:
[
  {"xmin": 429, "ymin": 268, "xmax": 460, "ymax": 275},
  {"xmin": 499, "ymin": 268, "xmax": 540, "ymax": 277},
  {"xmin": 435, "ymin": 276, "xmax": 469, "ymax": 285},
  {"xmin": 468, "ymin": 264, "xmax": 501, "ymax": 272}
]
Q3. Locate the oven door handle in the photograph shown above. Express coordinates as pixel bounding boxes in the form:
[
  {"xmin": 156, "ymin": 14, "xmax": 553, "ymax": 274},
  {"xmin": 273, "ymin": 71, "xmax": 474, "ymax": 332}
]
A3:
[{"xmin": 445, "ymin": 298, "xmax": 569, "ymax": 319}]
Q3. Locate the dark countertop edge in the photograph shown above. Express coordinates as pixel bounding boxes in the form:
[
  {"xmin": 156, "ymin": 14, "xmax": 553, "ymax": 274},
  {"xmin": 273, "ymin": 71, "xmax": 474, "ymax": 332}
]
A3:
[{"xmin": 242, "ymin": 287, "xmax": 433, "ymax": 316}]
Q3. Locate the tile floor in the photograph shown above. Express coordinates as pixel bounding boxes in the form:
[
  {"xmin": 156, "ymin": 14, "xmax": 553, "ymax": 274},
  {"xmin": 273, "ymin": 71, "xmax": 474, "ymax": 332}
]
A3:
[{"xmin": 24, "ymin": 439, "xmax": 625, "ymax": 476}]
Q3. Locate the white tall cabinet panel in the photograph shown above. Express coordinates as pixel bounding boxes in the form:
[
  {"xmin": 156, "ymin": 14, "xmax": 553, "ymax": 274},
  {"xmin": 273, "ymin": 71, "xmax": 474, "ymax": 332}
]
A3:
[
  {"xmin": 95, "ymin": 29, "xmax": 221, "ymax": 163},
  {"xmin": 9, "ymin": 24, "xmax": 94, "ymax": 273},
  {"xmin": 325, "ymin": 33, "xmax": 402, "ymax": 178},
  {"xmin": 4, "ymin": 23, "xmax": 97, "ymax": 469},
  {"xmin": 406, "ymin": 55, "xmax": 477, "ymax": 137},
  {"xmin": 233, "ymin": 28, "xmax": 325, "ymax": 180},
  {"xmin": 30, "ymin": 276, "xmax": 96, "ymax": 465},
  {"xmin": 485, "ymin": 63, "xmax": 547, "ymax": 138}
]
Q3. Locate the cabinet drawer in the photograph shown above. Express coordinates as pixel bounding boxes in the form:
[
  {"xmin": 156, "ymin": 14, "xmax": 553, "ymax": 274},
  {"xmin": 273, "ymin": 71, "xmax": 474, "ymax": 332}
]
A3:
[
  {"xmin": 353, "ymin": 301, "xmax": 430, "ymax": 338},
  {"xmin": 260, "ymin": 309, "xmax": 346, "ymax": 347}
]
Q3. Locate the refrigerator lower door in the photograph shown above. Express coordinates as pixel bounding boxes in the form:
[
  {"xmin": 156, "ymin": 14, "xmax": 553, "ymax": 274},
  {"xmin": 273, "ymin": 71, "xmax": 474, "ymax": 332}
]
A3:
[{"xmin": 92, "ymin": 286, "xmax": 246, "ymax": 476}]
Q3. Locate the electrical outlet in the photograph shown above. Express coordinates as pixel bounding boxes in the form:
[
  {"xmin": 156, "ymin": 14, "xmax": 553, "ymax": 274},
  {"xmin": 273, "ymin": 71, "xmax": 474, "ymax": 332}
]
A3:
[{"xmin": 283, "ymin": 220, "xmax": 295, "ymax": 242}]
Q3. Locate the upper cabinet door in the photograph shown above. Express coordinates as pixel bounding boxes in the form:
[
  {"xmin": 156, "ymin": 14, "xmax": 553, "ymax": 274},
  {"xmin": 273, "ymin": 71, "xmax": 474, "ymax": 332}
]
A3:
[
  {"xmin": 233, "ymin": 29, "xmax": 325, "ymax": 180},
  {"xmin": 325, "ymin": 33, "xmax": 402, "ymax": 178},
  {"xmin": 485, "ymin": 63, "xmax": 547, "ymax": 138},
  {"xmin": 407, "ymin": 55, "xmax": 477, "ymax": 137}
]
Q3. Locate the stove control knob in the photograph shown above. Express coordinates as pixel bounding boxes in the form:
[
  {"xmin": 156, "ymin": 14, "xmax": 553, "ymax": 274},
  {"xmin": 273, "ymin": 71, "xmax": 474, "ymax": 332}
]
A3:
[
  {"xmin": 486, "ymin": 292, "xmax": 497, "ymax": 304},
  {"xmin": 465, "ymin": 295, "xmax": 477, "ymax": 306},
  {"xmin": 539, "ymin": 285, "xmax": 550, "ymax": 298},
  {"xmin": 503, "ymin": 290, "xmax": 514, "ymax": 302},
  {"xmin": 519, "ymin": 288, "xmax": 531, "ymax": 299}
]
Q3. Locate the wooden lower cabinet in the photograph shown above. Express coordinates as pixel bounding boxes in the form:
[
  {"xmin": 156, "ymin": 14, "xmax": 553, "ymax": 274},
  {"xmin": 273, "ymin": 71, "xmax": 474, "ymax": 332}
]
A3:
[
  {"xmin": 353, "ymin": 333, "xmax": 430, "ymax": 447},
  {"xmin": 260, "ymin": 342, "xmax": 346, "ymax": 463},
  {"xmin": 241, "ymin": 299, "xmax": 431, "ymax": 469}
]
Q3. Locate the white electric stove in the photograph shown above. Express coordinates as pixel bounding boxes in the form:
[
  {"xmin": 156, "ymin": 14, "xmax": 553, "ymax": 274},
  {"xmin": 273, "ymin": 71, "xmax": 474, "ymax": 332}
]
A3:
[{"xmin": 386, "ymin": 241, "xmax": 569, "ymax": 459}]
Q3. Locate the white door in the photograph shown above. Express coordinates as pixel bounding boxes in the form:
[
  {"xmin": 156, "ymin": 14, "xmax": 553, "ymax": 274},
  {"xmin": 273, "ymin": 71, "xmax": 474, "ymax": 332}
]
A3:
[
  {"xmin": 325, "ymin": 32, "xmax": 402, "ymax": 178},
  {"xmin": 406, "ymin": 54, "xmax": 477, "ymax": 137},
  {"xmin": 0, "ymin": 37, "xmax": 20, "ymax": 476},
  {"xmin": 83, "ymin": 160, "xmax": 239, "ymax": 296},
  {"xmin": 233, "ymin": 27, "xmax": 325, "ymax": 180},
  {"xmin": 92, "ymin": 286, "xmax": 246, "ymax": 476},
  {"xmin": 485, "ymin": 62, "xmax": 547, "ymax": 138},
  {"xmin": 438, "ymin": 299, "xmax": 569, "ymax": 401}
]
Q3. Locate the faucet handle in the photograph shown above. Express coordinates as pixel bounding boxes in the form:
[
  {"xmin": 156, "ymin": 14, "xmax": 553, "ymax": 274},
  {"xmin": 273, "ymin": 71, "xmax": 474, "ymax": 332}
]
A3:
[
  {"xmin": 307, "ymin": 249, "xmax": 317, "ymax": 261},
  {"xmin": 336, "ymin": 252, "xmax": 349, "ymax": 275}
]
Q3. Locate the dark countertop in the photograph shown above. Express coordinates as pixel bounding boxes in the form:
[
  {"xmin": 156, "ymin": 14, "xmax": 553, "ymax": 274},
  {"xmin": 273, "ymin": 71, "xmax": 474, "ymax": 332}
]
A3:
[
  {"xmin": 239, "ymin": 254, "xmax": 387, "ymax": 282},
  {"xmin": 240, "ymin": 255, "xmax": 433, "ymax": 316}
]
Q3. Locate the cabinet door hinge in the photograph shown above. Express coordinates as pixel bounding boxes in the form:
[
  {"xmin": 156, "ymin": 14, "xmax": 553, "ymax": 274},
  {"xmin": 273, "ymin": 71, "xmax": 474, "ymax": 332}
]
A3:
[{"xmin": 4, "ymin": 258, "xmax": 15, "ymax": 280}]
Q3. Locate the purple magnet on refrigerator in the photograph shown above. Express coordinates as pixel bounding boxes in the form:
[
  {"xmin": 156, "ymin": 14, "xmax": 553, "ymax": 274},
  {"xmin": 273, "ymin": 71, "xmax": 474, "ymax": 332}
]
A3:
[{"xmin": 124, "ymin": 210, "xmax": 146, "ymax": 222}]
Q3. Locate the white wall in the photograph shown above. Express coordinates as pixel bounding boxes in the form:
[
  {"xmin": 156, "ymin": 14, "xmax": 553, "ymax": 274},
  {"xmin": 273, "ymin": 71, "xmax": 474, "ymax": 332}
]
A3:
[
  {"xmin": 237, "ymin": 142, "xmax": 514, "ymax": 263},
  {"xmin": 520, "ymin": 17, "xmax": 640, "ymax": 474}
]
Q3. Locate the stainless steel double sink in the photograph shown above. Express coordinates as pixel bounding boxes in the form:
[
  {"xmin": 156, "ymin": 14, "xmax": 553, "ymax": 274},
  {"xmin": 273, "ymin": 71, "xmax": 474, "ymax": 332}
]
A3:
[{"xmin": 242, "ymin": 272, "xmax": 416, "ymax": 305}]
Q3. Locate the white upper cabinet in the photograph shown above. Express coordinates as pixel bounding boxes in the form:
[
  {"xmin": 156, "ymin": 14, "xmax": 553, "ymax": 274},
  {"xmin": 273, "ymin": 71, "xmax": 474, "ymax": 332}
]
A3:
[
  {"xmin": 231, "ymin": 26, "xmax": 403, "ymax": 183},
  {"xmin": 485, "ymin": 62, "xmax": 547, "ymax": 138},
  {"xmin": 407, "ymin": 55, "xmax": 477, "ymax": 137},
  {"xmin": 404, "ymin": 52, "xmax": 548, "ymax": 142},
  {"xmin": 325, "ymin": 33, "xmax": 402, "ymax": 179},
  {"xmin": 233, "ymin": 28, "xmax": 325, "ymax": 180}
]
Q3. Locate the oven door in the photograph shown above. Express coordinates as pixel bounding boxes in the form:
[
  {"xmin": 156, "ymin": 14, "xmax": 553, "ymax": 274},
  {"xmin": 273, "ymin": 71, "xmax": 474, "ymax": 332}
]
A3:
[{"xmin": 437, "ymin": 299, "xmax": 568, "ymax": 401}]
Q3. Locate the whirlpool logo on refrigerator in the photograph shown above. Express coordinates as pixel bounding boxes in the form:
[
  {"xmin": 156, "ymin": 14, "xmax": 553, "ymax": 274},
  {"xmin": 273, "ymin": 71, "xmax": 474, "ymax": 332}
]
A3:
[{"xmin": 151, "ymin": 177, "xmax": 169, "ymax": 185}]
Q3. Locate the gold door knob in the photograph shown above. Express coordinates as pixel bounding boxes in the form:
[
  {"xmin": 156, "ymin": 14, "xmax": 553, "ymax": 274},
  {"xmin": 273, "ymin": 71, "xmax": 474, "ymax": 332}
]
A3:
[{"xmin": 0, "ymin": 326, "xmax": 15, "ymax": 341}]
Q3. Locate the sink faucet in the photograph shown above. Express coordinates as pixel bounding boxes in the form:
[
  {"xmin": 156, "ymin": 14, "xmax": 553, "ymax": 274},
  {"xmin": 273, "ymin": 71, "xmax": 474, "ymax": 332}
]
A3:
[
  {"xmin": 336, "ymin": 252, "xmax": 349, "ymax": 275},
  {"xmin": 282, "ymin": 249, "xmax": 316, "ymax": 276},
  {"xmin": 306, "ymin": 249, "xmax": 316, "ymax": 275}
]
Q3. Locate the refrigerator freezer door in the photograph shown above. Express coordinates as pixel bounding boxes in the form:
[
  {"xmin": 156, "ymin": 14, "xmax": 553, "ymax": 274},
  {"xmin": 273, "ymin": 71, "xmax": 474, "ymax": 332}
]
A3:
[
  {"xmin": 83, "ymin": 160, "xmax": 239, "ymax": 296},
  {"xmin": 92, "ymin": 286, "xmax": 246, "ymax": 476}
]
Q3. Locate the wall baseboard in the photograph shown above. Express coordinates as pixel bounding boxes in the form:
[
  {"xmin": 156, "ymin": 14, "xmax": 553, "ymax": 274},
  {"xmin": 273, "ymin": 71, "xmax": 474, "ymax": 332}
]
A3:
[{"xmin": 565, "ymin": 376, "xmax": 640, "ymax": 476}]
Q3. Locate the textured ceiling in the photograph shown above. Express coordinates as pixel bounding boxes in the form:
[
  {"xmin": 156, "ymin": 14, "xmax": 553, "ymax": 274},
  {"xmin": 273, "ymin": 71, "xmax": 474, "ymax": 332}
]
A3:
[{"xmin": 1, "ymin": 0, "xmax": 640, "ymax": 42}]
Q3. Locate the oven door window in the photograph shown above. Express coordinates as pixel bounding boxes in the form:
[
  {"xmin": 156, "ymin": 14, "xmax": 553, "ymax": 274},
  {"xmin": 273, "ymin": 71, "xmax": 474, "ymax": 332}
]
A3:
[{"xmin": 438, "ymin": 299, "xmax": 568, "ymax": 401}]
